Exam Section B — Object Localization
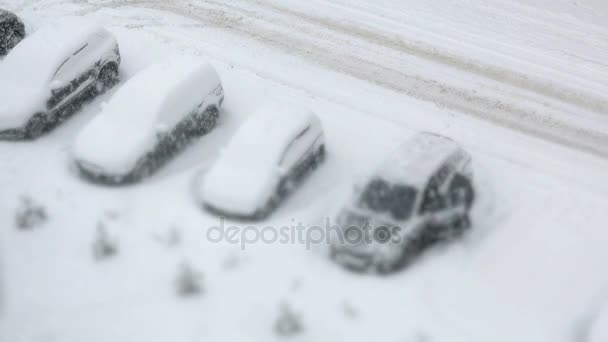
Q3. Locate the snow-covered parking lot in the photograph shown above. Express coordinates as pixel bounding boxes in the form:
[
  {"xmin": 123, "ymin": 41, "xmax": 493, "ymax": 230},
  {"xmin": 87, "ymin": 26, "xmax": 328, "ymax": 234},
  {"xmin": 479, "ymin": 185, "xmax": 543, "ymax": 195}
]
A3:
[{"xmin": 1, "ymin": 0, "xmax": 608, "ymax": 341}]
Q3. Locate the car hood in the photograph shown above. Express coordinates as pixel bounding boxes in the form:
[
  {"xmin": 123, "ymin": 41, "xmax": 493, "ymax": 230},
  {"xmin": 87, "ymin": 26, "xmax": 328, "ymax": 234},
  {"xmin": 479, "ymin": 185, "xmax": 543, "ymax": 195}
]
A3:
[
  {"xmin": 73, "ymin": 114, "xmax": 157, "ymax": 176},
  {"xmin": 202, "ymin": 159, "xmax": 278, "ymax": 216},
  {"xmin": 0, "ymin": 83, "xmax": 48, "ymax": 130}
]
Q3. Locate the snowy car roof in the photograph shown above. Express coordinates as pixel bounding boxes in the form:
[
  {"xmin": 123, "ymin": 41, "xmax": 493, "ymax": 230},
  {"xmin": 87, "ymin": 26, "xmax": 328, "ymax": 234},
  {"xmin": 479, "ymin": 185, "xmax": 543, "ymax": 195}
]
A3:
[
  {"xmin": 73, "ymin": 57, "xmax": 221, "ymax": 174},
  {"xmin": 202, "ymin": 103, "xmax": 318, "ymax": 214},
  {"xmin": 375, "ymin": 132, "xmax": 462, "ymax": 187},
  {"xmin": 2, "ymin": 18, "xmax": 109, "ymax": 85},
  {"xmin": 223, "ymin": 103, "xmax": 317, "ymax": 163}
]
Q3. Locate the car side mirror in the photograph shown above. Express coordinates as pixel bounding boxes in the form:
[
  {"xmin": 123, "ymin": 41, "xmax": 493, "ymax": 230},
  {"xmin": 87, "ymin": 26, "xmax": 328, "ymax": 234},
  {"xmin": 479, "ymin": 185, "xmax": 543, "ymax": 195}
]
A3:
[{"xmin": 277, "ymin": 166, "xmax": 287, "ymax": 177}]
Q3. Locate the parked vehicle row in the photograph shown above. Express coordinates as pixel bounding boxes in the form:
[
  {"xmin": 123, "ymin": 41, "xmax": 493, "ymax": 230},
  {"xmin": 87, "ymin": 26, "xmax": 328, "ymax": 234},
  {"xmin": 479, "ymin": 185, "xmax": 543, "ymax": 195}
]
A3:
[{"xmin": 0, "ymin": 17, "xmax": 476, "ymax": 275}]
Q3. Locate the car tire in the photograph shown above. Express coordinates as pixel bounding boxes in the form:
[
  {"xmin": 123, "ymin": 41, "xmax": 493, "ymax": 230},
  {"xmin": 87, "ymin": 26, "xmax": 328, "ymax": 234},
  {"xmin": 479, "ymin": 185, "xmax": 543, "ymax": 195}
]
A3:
[
  {"xmin": 7, "ymin": 30, "xmax": 23, "ymax": 50},
  {"xmin": 449, "ymin": 174, "xmax": 475, "ymax": 210},
  {"xmin": 450, "ymin": 213, "xmax": 471, "ymax": 237},
  {"xmin": 190, "ymin": 106, "xmax": 218, "ymax": 136},
  {"xmin": 376, "ymin": 260, "xmax": 396, "ymax": 275},
  {"xmin": 201, "ymin": 106, "xmax": 219, "ymax": 133},
  {"xmin": 25, "ymin": 113, "xmax": 47, "ymax": 139},
  {"xmin": 313, "ymin": 144, "xmax": 326, "ymax": 168},
  {"xmin": 390, "ymin": 239, "xmax": 421, "ymax": 273},
  {"xmin": 96, "ymin": 64, "xmax": 119, "ymax": 94},
  {"xmin": 253, "ymin": 197, "xmax": 277, "ymax": 221}
]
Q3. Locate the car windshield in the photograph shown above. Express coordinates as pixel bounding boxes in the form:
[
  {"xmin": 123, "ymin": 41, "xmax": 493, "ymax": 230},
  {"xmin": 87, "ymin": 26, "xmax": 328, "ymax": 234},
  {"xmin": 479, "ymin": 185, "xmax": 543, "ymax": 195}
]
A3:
[{"xmin": 358, "ymin": 179, "xmax": 417, "ymax": 221}]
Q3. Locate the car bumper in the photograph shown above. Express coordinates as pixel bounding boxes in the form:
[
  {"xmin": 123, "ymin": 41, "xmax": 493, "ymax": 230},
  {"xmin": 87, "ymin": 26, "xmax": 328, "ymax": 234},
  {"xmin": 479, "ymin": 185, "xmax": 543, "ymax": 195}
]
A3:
[
  {"xmin": 331, "ymin": 246, "xmax": 375, "ymax": 272},
  {"xmin": 202, "ymin": 202, "xmax": 267, "ymax": 222},
  {"xmin": 76, "ymin": 161, "xmax": 135, "ymax": 186}
]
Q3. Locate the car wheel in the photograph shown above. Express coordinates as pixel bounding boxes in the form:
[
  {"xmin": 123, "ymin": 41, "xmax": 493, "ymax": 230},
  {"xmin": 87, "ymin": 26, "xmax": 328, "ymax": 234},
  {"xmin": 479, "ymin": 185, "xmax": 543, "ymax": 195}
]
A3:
[
  {"xmin": 253, "ymin": 204, "xmax": 272, "ymax": 221},
  {"xmin": 96, "ymin": 64, "xmax": 119, "ymax": 93},
  {"xmin": 134, "ymin": 159, "xmax": 153, "ymax": 180},
  {"xmin": 448, "ymin": 214, "xmax": 471, "ymax": 239},
  {"xmin": 7, "ymin": 30, "xmax": 23, "ymax": 50},
  {"xmin": 376, "ymin": 260, "xmax": 396, "ymax": 274},
  {"xmin": 390, "ymin": 240, "xmax": 419, "ymax": 272},
  {"xmin": 190, "ymin": 106, "xmax": 218, "ymax": 136},
  {"xmin": 449, "ymin": 174, "xmax": 475, "ymax": 210},
  {"xmin": 25, "ymin": 113, "xmax": 47, "ymax": 139},
  {"xmin": 201, "ymin": 106, "xmax": 219, "ymax": 133},
  {"xmin": 259, "ymin": 193, "xmax": 282, "ymax": 220},
  {"xmin": 313, "ymin": 144, "xmax": 326, "ymax": 168}
]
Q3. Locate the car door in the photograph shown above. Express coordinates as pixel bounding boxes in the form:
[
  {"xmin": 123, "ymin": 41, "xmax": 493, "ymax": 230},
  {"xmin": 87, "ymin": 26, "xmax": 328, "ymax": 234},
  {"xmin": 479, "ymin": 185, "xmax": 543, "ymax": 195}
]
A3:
[
  {"xmin": 419, "ymin": 179, "xmax": 445, "ymax": 215},
  {"xmin": 48, "ymin": 41, "xmax": 98, "ymax": 111},
  {"xmin": 418, "ymin": 166, "xmax": 454, "ymax": 225}
]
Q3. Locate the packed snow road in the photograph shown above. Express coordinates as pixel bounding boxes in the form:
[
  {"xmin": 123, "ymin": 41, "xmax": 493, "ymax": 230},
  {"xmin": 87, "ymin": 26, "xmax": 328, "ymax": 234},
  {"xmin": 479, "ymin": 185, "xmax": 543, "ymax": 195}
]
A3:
[{"xmin": 1, "ymin": 1, "xmax": 608, "ymax": 342}]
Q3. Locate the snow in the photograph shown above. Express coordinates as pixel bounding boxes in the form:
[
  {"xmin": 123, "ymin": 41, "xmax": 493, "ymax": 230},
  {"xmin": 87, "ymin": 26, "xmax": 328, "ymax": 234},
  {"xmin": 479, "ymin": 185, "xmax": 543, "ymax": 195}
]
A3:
[
  {"xmin": 201, "ymin": 102, "xmax": 317, "ymax": 215},
  {"xmin": 0, "ymin": 1, "xmax": 608, "ymax": 342},
  {"xmin": 0, "ymin": 17, "xmax": 106, "ymax": 130},
  {"xmin": 377, "ymin": 132, "xmax": 462, "ymax": 186},
  {"xmin": 73, "ymin": 57, "xmax": 222, "ymax": 175},
  {"xmin": 589, "ymin": 301, "xmax": 608, "ymax": 342}
]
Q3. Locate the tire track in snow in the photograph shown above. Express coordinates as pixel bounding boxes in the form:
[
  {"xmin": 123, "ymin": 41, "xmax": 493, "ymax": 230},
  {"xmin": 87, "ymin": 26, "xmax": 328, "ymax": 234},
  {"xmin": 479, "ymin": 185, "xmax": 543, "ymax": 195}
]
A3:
[
  {"xmin": 85, "ymin": 0, "xmax": 608, "ymax": 159},
  {"xmin": 253, "ymin": 0, "xmax": 608, "ymax": 115}
]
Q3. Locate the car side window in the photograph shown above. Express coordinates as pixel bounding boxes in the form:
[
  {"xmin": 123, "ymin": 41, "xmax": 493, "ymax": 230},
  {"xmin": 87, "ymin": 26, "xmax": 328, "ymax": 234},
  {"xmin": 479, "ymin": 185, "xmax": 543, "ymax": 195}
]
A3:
[
  {"xmin": 53, "ymin": 56, "xmax": 71, "ymax": 80},
  {"xmin": 279, "ymin": 126, "xmax": 310, "ymax": 167},
  {"xmin": 52, "ymin": 43, "xmax": 89, "ymax": 83}
]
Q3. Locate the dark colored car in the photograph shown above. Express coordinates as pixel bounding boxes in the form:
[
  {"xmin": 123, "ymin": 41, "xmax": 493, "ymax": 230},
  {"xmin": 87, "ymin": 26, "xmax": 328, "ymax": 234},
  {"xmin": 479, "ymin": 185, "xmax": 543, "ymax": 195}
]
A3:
[
  {"xmin": 331, "ymin": 132, "xmax": 475, "ymax": 274},
  {"xmin": 0, "ymin": 9, "xmax": 25, "ymax": 56}
]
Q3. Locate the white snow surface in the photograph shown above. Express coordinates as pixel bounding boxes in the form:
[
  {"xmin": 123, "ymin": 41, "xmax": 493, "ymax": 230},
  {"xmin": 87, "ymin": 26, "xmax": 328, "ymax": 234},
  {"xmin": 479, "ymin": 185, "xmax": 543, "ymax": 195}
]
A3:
[
  {"xmin": 73, "ymin": 57, "xmax": 221, "ymax": 175},
  {"xmin": 201, "ymin": 102, "xmax": 316, "ymax": 215},
  {"xmin": 589, "ymin": 300, "xmax": 608, "ymax": 342},
  {"xmin": 0, "ymin": 18, "xmax": 105, "ymax": 129},
  {"xmin": 1, "ymin": 1, "xmax": 608, "ymax": 342}
]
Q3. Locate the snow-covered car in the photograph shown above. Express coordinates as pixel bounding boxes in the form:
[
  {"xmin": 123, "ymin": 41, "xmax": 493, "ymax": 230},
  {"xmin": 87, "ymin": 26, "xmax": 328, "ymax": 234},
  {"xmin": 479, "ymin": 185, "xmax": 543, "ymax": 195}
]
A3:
[
  {"xmin": 73, "ymin": 57, "xmax": 224, "ymax": 184},
  {"xmin": 0, "ymin": 9, "xmax": 25, "ymax": 56},
  {"xmin": 330, "ymin": 132, "xmax": 475, "ymax": 274},
  {"xmin": 0, "ymin": 19, "xmax": 120, "ymax": 140},
  {"xmin": 200, "ymin": 103, "xmax": 325, "ymax": 220}
]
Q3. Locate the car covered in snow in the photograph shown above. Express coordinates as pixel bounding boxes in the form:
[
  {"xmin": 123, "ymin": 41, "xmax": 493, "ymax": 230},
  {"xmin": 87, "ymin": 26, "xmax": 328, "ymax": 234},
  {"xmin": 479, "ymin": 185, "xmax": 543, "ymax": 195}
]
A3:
[
  {"xmin": 0, "ymin": 19, "xmax": 120, "ymax": 140},
  {"xmin": 200, "ymin": 103, "xmax": 325, "ymax": 220},
  {"xmin": 73, "ymin": 57, "xmax": 224, "ymax": 184},
  {"xmin": 0, "ymin": 9, "xmax": 25, "ymax": 56},
  {"xmin": 330, "ymin": 132, "xmax": 474, "ymax": 274}
]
